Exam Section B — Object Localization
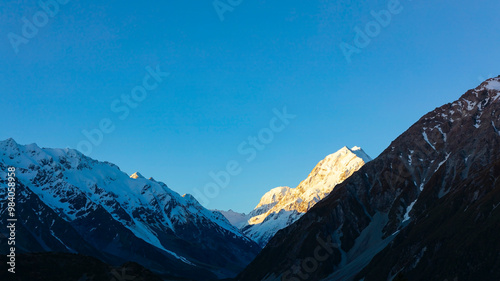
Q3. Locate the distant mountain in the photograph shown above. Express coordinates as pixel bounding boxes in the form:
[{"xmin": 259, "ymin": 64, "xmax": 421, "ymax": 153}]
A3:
[
  {"xmin": 236, "ymin": 77, "xmax": 500, "ymax": 281},
  {"xmin": 214, "ymin": 209, "xmax": 248, "ymax": 229},
  {"xmin": 240, "ymin": 146, "xmax": 371, "ymax": 246},
  {"xmin": 0, "ymin": 140, "xmax": 260, "ymax": 280}
]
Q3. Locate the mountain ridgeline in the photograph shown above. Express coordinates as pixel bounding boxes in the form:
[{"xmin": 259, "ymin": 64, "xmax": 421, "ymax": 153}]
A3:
[
  {"xmin": 236, "ymin": 77, "xmax": 500, "ymax": 281},
  {"xmin": 237, "ymin": 147, "xmax": 371, "ymax": 247},
  {"xmin": 0, "ymin": 141, "xmax": 260, "ymax": 281},
  {"xmin": 0, "ymin": 76, "xmax": 499, "ymax": 281}
]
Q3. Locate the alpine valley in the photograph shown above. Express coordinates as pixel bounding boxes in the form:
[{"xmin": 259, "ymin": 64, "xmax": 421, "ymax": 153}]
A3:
[{"xmin": 1, "ymin": 76, "xmax": 500, "ymax": 281}]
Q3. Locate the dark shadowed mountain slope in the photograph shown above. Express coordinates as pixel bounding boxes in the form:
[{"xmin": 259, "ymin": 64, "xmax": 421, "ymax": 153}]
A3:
[
  {"xmin": 358, "ymin": 158, "xmax": 500, "ymax": 281},
  {"xmin": 236, "ymin": 76, "xmax": 500, "ymax": 281},
  {"xmin": 0, "ymin": 252, "xmax": 166, "ymax": 281}
]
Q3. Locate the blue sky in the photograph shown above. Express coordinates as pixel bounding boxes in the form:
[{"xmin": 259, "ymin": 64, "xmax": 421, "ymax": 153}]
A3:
[{"xmin": 1, "ymin": 0, "xmax": 499, "ymax": 213}]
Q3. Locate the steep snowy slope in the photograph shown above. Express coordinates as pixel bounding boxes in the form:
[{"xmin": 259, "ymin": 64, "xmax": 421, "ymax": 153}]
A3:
[
  {"xmin": 241, "ymin": 147, "xmax": 371, "ymax": 246},
  {"xmin": 0, "ymin": 140, "xmax": 260, "ymax": 280}
]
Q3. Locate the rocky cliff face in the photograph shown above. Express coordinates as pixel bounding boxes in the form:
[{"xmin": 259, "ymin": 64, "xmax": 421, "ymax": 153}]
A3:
[
  {"xmin": 0, "ymin": 140, "xmax": 260, "ymax": 281},
  {"xmin": 236, "ymin": 76, "xmax": 500, "ymax": 281},
  {"xmin": 241, "ymin": 147, "xmax": 371, "ymax": 246}
]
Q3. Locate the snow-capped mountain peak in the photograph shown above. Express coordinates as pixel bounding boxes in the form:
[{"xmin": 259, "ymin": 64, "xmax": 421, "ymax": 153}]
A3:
[
  {"xmin": 130, "ymin": 172, "xmax": 145, "ymax": 179},
  {"xmin": 349, "ymin": 146, "xmax": 372, "ymax": 162},
  {"xmin": 240, "ymin": 146, "xmax": 371, "ymax": 246},
  {"xmin": 255, "ymin": 186, "xmax": 291, "ymax": 209},
  {"xmin": 479, "ymin": 75, "xmax": 500, "ymax": 91},
  {"xmin": 213, "ymin": 209, "xmax": 248, "ymax": 229},
  {"xmin": 0, "ymin": 139, "xmax": 260, "ymax": 280}
]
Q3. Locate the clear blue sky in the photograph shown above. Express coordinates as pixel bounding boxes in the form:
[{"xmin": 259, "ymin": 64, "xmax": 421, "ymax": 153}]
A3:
[{"xmin": 1, "ymin": 0, "xmax": 499, "ymax": 213}]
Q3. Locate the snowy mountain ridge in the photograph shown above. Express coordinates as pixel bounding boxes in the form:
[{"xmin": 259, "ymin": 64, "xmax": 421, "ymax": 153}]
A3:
[
  {"xmin": 239, "ymin": 146, "xmax": 371, "ymax": 246},
  {"xmin": 0, "ymin": 139, "xmax": 242, "ymax": 240},
  {"xmin": 212, "ymin": 209, "xmax": 248, "ymax": 228},
  {"xmin": 0, "ymin": 138, "xmax": 259, "ymax": 280}
]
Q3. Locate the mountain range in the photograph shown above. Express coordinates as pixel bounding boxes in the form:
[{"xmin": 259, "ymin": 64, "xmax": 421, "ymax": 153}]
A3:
[
  {"xmin": 236, "ymin": 77, "xmax": 500, "ymax": 280},
  {"xmin": 1, "ymin": 76, "xmax": 499, "ymax": 281},
  {"xmin": 0, "ymin": 140, "xmax": 260, "ymax": 280},
  {"xmin": 226, "ymin": 146, "xmax": 371, "ymax": 247}
]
